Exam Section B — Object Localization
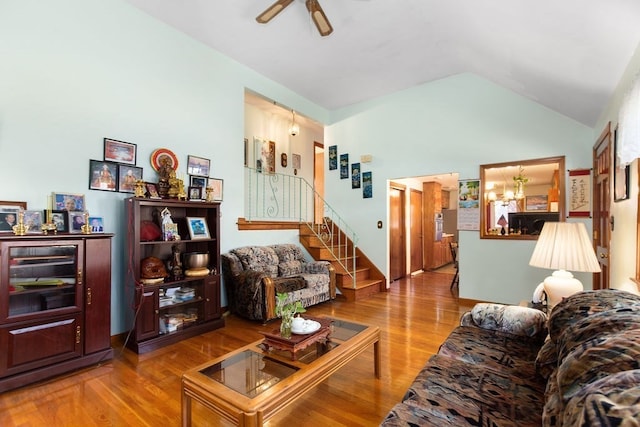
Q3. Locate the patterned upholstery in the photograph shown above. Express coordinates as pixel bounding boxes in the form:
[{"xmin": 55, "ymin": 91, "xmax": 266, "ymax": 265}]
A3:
[
  {"xmin": 221, "ymin": 244, "xmax": 335, "ymax": 321},
  {"xmin": 381, "ymin": 290, "xmax": 640, "ymax": 427}
]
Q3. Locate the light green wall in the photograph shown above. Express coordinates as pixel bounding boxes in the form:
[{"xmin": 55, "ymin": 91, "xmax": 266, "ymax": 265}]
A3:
[
  {"xmin": 0, "ymin": 0, "xmax": 328, "ymax": 335},
  {"xmin": 325, "ymin": 73, "xmax": 594, "ymax": 304},
  {"xmin": 2, "ymin": 0, "xmax": 636, "ymax": 336}
]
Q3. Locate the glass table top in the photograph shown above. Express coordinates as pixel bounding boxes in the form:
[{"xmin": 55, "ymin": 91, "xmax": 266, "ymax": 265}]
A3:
[{"xmin": 197, "ymin": 317, "xmax": 369, "ymax": 398}]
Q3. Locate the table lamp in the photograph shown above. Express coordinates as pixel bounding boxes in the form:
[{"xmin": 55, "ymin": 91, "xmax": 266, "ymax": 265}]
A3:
[{"xmin": 529, "ymin": 222, "xmax": 601, "ymax": 308}]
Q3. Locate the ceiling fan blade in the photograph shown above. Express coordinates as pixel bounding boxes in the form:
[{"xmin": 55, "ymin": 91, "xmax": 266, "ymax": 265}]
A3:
[
  {"xmin": 306, "ymin": 0, "xmax": 333, "ymax": 36},
  {"xmin": 256, "ymin": 0, "xmax": 295, "ymax": 24}
]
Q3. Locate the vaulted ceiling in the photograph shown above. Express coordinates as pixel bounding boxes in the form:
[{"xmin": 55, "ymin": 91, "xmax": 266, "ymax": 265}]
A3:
[{"xmin": 125, "ymin": 0, "xmax": 640, "ymax": 127}]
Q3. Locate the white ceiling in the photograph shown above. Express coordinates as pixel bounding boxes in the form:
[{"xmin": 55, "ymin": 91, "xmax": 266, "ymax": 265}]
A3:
[{"xmin": 126, "ymin": 0, "xmax": 640, "ymax": 127}]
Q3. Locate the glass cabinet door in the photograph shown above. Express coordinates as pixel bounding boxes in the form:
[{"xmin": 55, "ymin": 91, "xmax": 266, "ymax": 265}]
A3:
[{"xmin": 6, "ymin": 243, "xmax": 81, "ymax": 319}]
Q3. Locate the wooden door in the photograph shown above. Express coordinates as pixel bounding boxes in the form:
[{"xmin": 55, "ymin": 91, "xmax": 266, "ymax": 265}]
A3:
[
  {"xmin": 593, "ymin": 122, "xmax": 611, "ymax": 290},
  {"xmin": 389, "ymin": 184, "xmax": 406, "ymax": 281},
  {"xmin": 409, "ymin": 189, "xmax": 424, "ymax": 273}
]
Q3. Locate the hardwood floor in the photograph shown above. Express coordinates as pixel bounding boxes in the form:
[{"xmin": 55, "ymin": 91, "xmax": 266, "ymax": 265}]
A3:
[{"xmin": 0, "ymin": 270, "xmax": 472, "ymax": 426}]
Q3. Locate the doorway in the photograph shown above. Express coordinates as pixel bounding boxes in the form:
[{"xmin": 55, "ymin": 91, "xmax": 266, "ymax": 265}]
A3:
[
  {"xmin": 593, "ymin": 122, "xmax": 611, "ymax": 290},
  {"xmin": 389, "ymin": 182, "xmax": 406, "ymax": 281}
]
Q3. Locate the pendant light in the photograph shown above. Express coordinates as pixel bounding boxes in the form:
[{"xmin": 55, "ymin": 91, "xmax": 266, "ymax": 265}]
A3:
[{"xmin": 289, "ymin": 110, "xmax": 300, "ymax": 136}]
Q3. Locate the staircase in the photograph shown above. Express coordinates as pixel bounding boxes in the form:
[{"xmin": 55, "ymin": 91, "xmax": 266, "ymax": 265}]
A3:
[
  {"xmin": 243, "ymin": 166, "xmax": 386, "ymax": 300},
  {"xmin": 299, "ymin": 222, "xmax": 385, "ymax": 302}
]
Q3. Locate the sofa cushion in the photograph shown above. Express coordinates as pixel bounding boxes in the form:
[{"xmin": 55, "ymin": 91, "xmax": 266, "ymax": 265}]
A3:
[
  {"xmin": 555, "ymin": 306, "xmax": 640, "ymax": 364},
  {"xmin": 273, "ymin": 276, "xmax": 306, "ymax": 293},
  {"xmin": 557, "ymin": 329, "xmax": 640, "ymax": 400},
  {"xmin": 562, "ymin": 369, "xmax": 640, "ymax": 427},
  {"xmin": 269, "ymin": 243, "xmax": 306, "ymax": 262},
  {"xmin": 231, "ymin": 246, "xmax": 279, "ymax": 278},
  {"xmin": 464, "ymin": 303, "xmax": 547, "ymax": 339},
  {"xmin": 278, "ymin": 260, "xmax": 302, "ymax": 276},
  {"xmin": 438, "ymin": 326, "xmax": 542, "ymax": 380},
  {"xmin": 548, "ymin": 289, "xmax": 640, "ymax": 343},
  {"xmin": 404, "ymin": 354, "xmax": 544, "ymax": 426}
]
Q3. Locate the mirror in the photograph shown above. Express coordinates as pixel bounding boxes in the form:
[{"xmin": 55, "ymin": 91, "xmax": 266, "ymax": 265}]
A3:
[{"xmin": 480, "ymin": 156, "xmax": 565, "ymax": 240}]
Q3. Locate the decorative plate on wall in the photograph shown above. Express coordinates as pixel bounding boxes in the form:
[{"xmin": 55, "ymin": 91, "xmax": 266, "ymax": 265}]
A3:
[{"xmin": 150, "ymin": 148, "xmax": 179, "ymax": 172}]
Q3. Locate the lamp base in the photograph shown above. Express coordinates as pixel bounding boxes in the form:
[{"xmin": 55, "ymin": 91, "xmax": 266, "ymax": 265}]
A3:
[{"xmin": 543, "ymin": 270, "xmax": 583, "ymax": 309}]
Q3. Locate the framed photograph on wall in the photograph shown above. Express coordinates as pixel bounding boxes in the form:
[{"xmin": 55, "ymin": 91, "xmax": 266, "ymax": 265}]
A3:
[
  {"xmin": 363, "ymin": 171, "xmax": 373, "ymax": 199},
  {"xmin": 186, "ymin": 217, "xmax": 210, "ymax": 240},
  {"xmin": 187, "ymin": 155, "xmax": 211, "ymax": 177},
  {"xmin": 104, "ymin": 138, "xmax": 137, "ymax": 165},
  {"xmin": 208, "ymin": 178, "xmax": 223, "ymax": 202},
  {"xmin": 328, "ymin": 145, "xmax": 337, "ymax": 170},
  {"xmin": 526, "ymin": 195, "xmax": 549, "ymax": 211},
  {"xmin": 340, "ymin": 153, "xmax": 349, "ymax": 179},
  {"xmin": 351, "ymin": 163, "xmax": 361, "ymax": 189},
  {"xmin": 89, "ymin": 160, "xmax": 118, "ymax": 192},
  {"xmin": 118, "ymin": 165, "xmax": 143, "ymax": 193},
  {"xmin": 190, "ymin": 175, "xmax": 207, "ymax": 188},
  {"xmin": 53, "ymin": 193, "xmax": 85, "ymax": 211}
]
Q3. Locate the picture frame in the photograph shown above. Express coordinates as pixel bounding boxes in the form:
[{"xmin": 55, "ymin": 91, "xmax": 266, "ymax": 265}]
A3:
[
  {"xmin": 525, "ymin": 195, "xmax": 549, "ymax": 211},
  {"xmin": 614, "ymin": 127, "xmax": 630, "ymax": 202},
  {"xmin": 0, "ymin": 212, "xmax": 18, "ymax": 232},
  {"xmin": 69, "ymin": 211, "xmax": 86, "ymax": 233},
  {"xmin": 340, "ymin": 153, "xmax": 349, "ymax": 179},
  {"xmin": 53, "ymin": 192, "xmax": 85, "ymax": 211},
  {"xmin": 187, "ymin": 155, "xmax": 211, "ymax": 177},
  {"xmin": 145, "ymin": 182, "xmax": 161, "ymax": 199},
  {"xmin": 351, "ymin": 163, "xmax": 361, "ymax": 189},
  {"xmin": 328, "ymin": 145, "xmax": 337, "ymax": 170},
  {"xmin": 363, "ymin": 171, "xmax": 373, "ymax": 199},
  {"xmin": 190, "ymin": 175, "xmax": 207, "ymax": 188},
  {"xmin": 89, "ymin": 160, "xmax": 118, "ymax": 191},
  {"xmin": 208, "ymin": 178, "xmax": 224, "ymax": 202},
  {"xmin": 118, "ymin": 165, "xmax": 143, "ymax": 193},
  {"xmin": 188, "ymin": 186, "xmax": 203, "ymax": 201},
  {"xmin": 49, "ymin": 210, "xmax": 69, "ymax": 233},
  {"xmin": 0, "ymin": 200, "xmax": 27, "ymax": 212},
  {"xmin": 88, "ymin": 216, "xmax": 104, "ymax": 233},
  {"xmin": 186, "ymin": 216, "xmax": 210, "ymax": 240},
  {"xmin": 104, "ymin": 138, "xmax": 137, "ymax": 165},
  {"xmin": 23, "ymin": 210, "xmax": 43, "ymax": 233},
  {"xmin": 162, "ymin": 223, "xmax": 179, "ymax": 241}
]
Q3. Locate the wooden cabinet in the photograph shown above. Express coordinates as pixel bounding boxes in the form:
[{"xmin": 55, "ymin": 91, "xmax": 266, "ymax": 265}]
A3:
[
  {"xmin": 125, "ymin": 198, "xmax": 224, "ymax": 354},
  {"xmin": 0, "ymin": 234, "xmax": 113, "ymax": 392},
  {"xmin": 441, "ymin": 190, "xmax": 450, "ymax": 209},
  {"xmin": 429, "ymin": 235, "xmax": 454, "ymax": 270}
]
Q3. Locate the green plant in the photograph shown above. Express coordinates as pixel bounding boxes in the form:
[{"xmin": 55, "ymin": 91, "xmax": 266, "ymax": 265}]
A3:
[{"xmin": 275, "ymin": 292, "xmax": 306, "ymax": 318}]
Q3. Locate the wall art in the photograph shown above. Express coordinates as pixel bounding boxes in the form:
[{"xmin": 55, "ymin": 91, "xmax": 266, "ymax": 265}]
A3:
[
  {"xmin": 568, "ymin": 169, "xmax": 591, "ymax": 217},
  {"xmin": 351, "ymin": 163, "xmax": 361, "ymax": 189},
  {"xmin": 118, "ymin": 165, "xmax": 143, "ymax": 193},
  {"xmin": 362, "ymin": 171, "xmax": 372, "ymax": 198},
  {"xmin": 328, "ymin": 145, "xmax": 337, "ymax": 170},
  {"xmin": 614, "ymin": 127, "xmax": 630, "ymax": 202},
  {"xmin": 187, "ymin": 155, "xmax": 210, "ymax": 177},
  {"xmin": 104, "ymin": 138, "xmax": 136, "ymax": 165},
  {"xmin": 89, "ymin": 160, "xmax": 117, "ymax": 192},
  {"xmin": 340, "ymin": 153, "xmax": 349, "ymax": 179}
]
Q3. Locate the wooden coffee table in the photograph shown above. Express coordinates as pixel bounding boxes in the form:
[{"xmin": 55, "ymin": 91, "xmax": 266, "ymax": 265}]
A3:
[{"xmin": 181, "ymin": 316, "xmax": 380, "ymax": 427}]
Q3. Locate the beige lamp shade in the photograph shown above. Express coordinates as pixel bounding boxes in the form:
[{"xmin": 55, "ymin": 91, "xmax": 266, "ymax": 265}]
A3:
[{"xmin": 529, "ymin": 222, "xmax": 601, "ymax": 308}]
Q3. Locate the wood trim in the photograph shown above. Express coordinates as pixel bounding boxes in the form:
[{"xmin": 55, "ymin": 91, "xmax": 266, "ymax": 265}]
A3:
[{"xmin": 237, "ymin": 218, "xmax": 302, "ymax": 230}]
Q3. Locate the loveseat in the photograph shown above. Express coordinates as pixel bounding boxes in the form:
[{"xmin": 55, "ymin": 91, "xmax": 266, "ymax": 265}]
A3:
[
  {"xmin": 381, "ymin": 289, "xmax": 640, "ymax": 426},
  {"xmin": 221, "ymin": 244, "xmax": 335, "ymax": 321}
]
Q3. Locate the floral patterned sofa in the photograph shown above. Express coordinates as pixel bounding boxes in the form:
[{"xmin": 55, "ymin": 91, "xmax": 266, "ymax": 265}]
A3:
[
  {"xmin": 381, "ymin": 289, "xmax": 640, "ymax": 426},
  {"xmin": 221, "ymin": 244, "xmax": 336, "ymax": 321}
]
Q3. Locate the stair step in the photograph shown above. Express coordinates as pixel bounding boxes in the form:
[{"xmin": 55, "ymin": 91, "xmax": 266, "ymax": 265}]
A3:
[
  {"xmin": 337, "ymin": 279, "xmax": 383, "ymax": 302},
  {"xmin": 334, "ymin": 268, "xmax": 370, "ymax": 284}
]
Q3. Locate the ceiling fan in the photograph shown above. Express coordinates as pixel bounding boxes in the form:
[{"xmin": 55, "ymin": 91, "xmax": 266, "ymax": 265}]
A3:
[{"xmin": 256, "ymin": 0, "xmax": 334, "ymax": 37}]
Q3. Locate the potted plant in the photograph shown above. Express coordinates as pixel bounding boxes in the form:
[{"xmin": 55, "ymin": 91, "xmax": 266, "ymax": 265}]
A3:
[{"xmin": 275, "ymin": 292, "xmax": 306, "ymax": 339}]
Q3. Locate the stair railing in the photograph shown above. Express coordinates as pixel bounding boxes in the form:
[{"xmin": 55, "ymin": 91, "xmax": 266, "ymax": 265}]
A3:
[{"xmin": 245, "ymin": 167, "xmax": 358, "ymax": 288}]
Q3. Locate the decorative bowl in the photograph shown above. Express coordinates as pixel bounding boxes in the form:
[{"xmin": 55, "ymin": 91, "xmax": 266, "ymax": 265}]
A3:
[{"xmin": 183, "ymin": 252, "xmax": 209, "ymax": 269}]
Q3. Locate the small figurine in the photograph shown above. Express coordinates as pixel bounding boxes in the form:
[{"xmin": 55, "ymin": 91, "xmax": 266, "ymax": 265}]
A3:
[{"xmin": 168, "ymin": 244, "xmax": 183, "ymax": 280}]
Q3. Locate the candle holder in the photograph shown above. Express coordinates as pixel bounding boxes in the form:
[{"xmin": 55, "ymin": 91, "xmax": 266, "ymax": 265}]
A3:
[
  {"xmin": 81, "ymin": 211, "xmax": 92, "ymax": 234},
  {"xmin": 12, "ymin": 210, "xmax": 29, "ymax": 236}
]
